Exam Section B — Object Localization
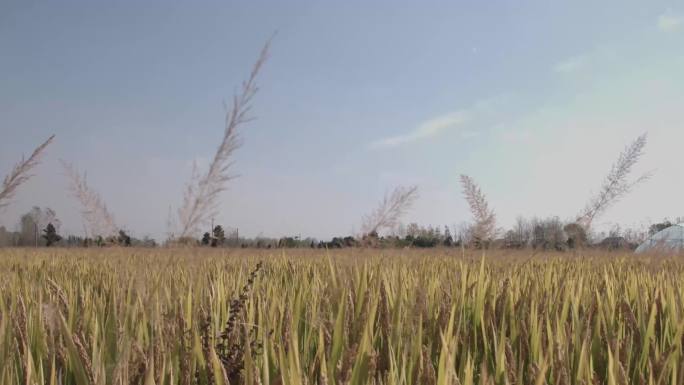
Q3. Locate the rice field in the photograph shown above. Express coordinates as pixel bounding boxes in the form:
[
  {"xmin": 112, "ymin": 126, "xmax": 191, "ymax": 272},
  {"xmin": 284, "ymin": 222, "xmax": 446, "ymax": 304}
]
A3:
[{"xmin": 1, "ymin": 248, "xmax": 683, "ymax": 385}]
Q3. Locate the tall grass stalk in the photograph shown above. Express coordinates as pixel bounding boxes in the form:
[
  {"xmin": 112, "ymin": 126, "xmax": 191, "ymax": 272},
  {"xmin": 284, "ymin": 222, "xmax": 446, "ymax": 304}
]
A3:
[{"xmin": 0, "ymin": 135, "xmax": 55, "ymax": 211}]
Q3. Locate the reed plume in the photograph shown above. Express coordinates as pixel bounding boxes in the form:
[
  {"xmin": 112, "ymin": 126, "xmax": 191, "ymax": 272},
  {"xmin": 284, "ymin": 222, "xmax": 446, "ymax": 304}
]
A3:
[
  {"xmin": 0, "ymin": 135, "xmax": 55, "ymax": 210},
  {"xmin": 176, "ymin": 39, "xmax": 271, "ymax": 239},
  {"xmin": 361, "ymin": 185, "xmax": 419, "ymax": 235},
  {"xmin": 60, "ymin": 160, "xmax": 118, "ymax": 238},
  {"xmin": 578, "ymin": 133, "xmax": 652, "ymax": 229},
  {"xmin": 460, "ymin": 174, "xmax": 496, "ymax": 243}
]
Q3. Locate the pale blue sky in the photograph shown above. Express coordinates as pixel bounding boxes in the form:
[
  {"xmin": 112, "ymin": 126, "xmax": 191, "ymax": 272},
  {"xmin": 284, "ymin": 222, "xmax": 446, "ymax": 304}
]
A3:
[{"xmin": 1, "ymin": 1, "xmax": 683, "ymax": 240}]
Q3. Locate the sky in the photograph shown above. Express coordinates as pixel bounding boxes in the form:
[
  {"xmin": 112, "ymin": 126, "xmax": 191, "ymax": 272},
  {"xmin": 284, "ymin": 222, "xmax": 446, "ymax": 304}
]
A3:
[{"xmin": 1, "ymin": 0, "xmax": 683, "ymax": 241}]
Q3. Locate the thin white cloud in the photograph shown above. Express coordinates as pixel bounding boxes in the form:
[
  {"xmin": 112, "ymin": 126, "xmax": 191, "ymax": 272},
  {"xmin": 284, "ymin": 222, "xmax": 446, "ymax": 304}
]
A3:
[
  {"xmin": 459, "ymin": 130, "xmax": 479, "ymax": 139},
  {"xmin": 553, "ymin": 54, "xmax": 589, "ymax": 74},
  {"xmin": 497, "ymin": 125, "xmax": 534, "ymax": 145},
  {"xmin": 370, "ymin": 111, "xmax": 468, "ymax": 149},
  {"xmin": 658, "ymin": 12, "xmax": 683, "ymax": 32}
]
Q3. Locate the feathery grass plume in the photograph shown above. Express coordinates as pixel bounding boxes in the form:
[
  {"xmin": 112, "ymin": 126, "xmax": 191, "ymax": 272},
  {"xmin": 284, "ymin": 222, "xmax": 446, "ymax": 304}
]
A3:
[
  {"xmin": 361, "ymin": 185, "xmax": 419, "ymax": 236},
  {"xmin": 577, "ymin": 133, "xmax": 652, "ymax": 229},
  {"xmin": 176, "ymin": 39, "xmax": 272, "ymax": 239},
  {"xmin": 60, "ymin": 160, "xmax": 118, "ymax": 238},
  {"xmin": 0, "ymin": 135, "xmax": 55, "ymax": 210},
  {"xmin": 460, "ymin": 174, "xmax": 496, "ymax": 244}
]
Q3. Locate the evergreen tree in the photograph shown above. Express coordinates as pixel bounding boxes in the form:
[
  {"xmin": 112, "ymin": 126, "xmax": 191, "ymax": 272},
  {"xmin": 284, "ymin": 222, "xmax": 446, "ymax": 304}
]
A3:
[
  {"xmin": 42, "ymin": 223, "xmax": 62, "ymax": 247},
  {"xmin": 649, "ymin": 220, "xmax": 673, "ymax": 236},
  {"xmin": 118, "ymin": 230, "xmax": 132, "ymax": 246},
  {"xmin": 212, "ymin": 225, "xmax": 225, "ymax": 247},
  {"xmin": 201, "ymin": 232, "xmax": 211, "ymax": 246}
]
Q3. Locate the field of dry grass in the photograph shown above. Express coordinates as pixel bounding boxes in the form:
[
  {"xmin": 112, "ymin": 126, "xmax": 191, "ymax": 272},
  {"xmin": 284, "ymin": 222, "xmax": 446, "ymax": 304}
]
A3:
[{"xmin": 1, "ymin": 248, "xmax": 683, "ymax": 385}]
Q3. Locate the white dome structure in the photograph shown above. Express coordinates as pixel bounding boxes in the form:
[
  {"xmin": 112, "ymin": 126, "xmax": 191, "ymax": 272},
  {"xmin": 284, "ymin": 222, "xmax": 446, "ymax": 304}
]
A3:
[{"xmin": 635, "ymin": 224, "xmax": 684, "ymax": 253}]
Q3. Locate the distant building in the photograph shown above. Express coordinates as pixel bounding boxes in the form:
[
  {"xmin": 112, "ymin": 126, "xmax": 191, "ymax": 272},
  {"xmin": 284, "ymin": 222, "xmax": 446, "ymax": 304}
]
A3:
[{"xmin": 635, "ymin": 223, "xmax": 684, "ymax": 253}]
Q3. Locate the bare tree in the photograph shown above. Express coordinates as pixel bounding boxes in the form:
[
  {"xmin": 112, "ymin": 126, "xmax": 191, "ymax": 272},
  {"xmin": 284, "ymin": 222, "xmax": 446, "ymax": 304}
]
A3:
[
  {"xmin": 456, "ymin": 221, "xmax": 473, "ymax": 245},
  {"xmin": 0, "ymin": 135, "xmax": 55, "ymax": 210},
  {"xmin": 16, "ymin": 206, "xmax": 62, "ymax": 247},
  {"xmin": 460, "ymin": 174, "xmax": 496, "ymax": 244},
  {"xmin": 361, "ymin": 185, "xmax": 419, "ymax": 236},
  {"xmin": 513, "ymin": 216, "xmax": 532, "ymax": 247},
  {"xmin": 61, "ymin": 160, "xmax": 118, "ymax": 238},
  {"xmin": 577, "ymin": 133, "xmax": 652, "ymax": 229},
  {"xmin": 175, "ymin": 39, "xmax": 272, "ymax": 239},
  {"xmin": 531, "ymin": 216, "xmax": 566, "ymax": 250}
]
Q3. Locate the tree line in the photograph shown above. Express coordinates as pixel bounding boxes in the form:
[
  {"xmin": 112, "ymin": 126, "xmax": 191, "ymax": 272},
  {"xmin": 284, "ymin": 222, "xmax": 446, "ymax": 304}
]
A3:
[
  {"xmin": 0, "ymin": 204, "xmax": 679, "ymax": 250},
  {"xmin": 0, "ymin": 207, "xmax": 155, "ymax": 248}
]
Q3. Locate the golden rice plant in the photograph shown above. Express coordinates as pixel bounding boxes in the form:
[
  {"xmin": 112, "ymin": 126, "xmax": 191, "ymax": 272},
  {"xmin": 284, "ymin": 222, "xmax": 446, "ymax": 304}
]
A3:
[{"xmin": 0, "ymin": 248, "xmax": 683, "ymax": 385}]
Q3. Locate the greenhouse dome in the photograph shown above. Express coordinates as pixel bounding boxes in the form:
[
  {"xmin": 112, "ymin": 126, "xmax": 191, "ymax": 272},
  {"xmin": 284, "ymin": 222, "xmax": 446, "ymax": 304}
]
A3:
[{"xmin": 635, "ymin": 224, "xmax": 684, "ymax": 253}]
